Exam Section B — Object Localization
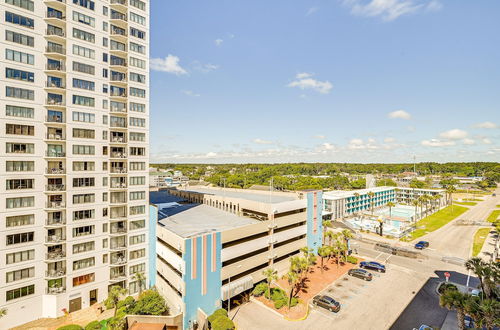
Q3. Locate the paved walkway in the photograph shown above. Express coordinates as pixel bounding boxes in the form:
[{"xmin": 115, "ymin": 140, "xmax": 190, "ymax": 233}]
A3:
[{"xmin": 478, "ymin": 228, "xmax": 498, "ymax": 262}]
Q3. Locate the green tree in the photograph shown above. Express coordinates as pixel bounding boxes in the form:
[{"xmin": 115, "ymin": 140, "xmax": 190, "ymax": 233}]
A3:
[
  {"xmin": 262, "ymin": 268, "xmax": 277, "ymax": 300},
  {"xmin": 386, "ymin": 201, "xmax": 395, "ymax": 218},
  {"xmin": 104, "ymin": 285, "xmax": 127, "ymax": 317},
  {"xmin": 446, "ymin": 185, "xmax": 457, "ymax": 207},
  {"xmin": 440, "ymin": 290, "xmax": 468, "ymax": 330},
  {"xmin": 368, "ymin": 191, "xmax": 375, "ymax": 215},
  {"xmin": 283, "ymin": 271, "xmax": 299, "ymax": 310},
  {"xmin": 132, "ymin": 272, "xmax": 147, "ymax": 294},
  {"xmin": 465, "ymin": 257, "xmax": 489, "ymax": 299},
  {"xmin": 317, "ymin": 246, "xmax": 330, "ymax": 273},
  {"xmin": 412, "ymin": 199, "xmax": 419, "ymax": 222},
  {"xmin": 128, "ymin": 289, "xmax": 169, "ymax": 316},
  {"xmin": 409, "ymin": 179, "xmax": 425, "ymax": 188}
]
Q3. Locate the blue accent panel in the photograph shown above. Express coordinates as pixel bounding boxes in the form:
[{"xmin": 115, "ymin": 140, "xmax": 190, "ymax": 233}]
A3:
[
  {"xmin": 306, "ymin": 191, "xmax": 323, "ymax": 253},
  {"xmin": 148, "ymin": 205, "xmax": 157, "ymax": 288},
  {"xmin": 183, "ymin": 232, "xmax": 222, "ymax": 329}
]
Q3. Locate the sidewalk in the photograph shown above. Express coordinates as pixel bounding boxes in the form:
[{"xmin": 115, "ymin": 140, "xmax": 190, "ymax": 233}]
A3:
[{"xmin": 478, "ymin": 229, "xmax": 498, "ymax": 261}]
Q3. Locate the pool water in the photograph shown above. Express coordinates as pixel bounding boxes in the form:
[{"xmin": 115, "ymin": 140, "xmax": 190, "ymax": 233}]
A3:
[{"xmin": 375, "ymin": 205, "xmax": 416, "ymax": 220}]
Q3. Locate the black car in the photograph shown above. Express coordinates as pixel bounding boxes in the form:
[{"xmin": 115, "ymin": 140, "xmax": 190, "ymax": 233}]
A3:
[
  {"xmin": 348, "ymin": 268, "xmax": 373, "ymax": 281},
  {"xmin": 360, "ymin": 261, "xmax": 386, "ymax": 273},
  {"xmin": 312, "ymin": 295, "xmax": 341, "ymax": 312},
  {"xmin": 415, "ymin": 241, "xmax": 429, "ymax": 249}
]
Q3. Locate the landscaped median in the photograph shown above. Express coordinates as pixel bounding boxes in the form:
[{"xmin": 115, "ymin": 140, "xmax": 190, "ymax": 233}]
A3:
[
  {"xmin": 472, "ymin": 228, "xmax": 491, "ymax": 256},
  {"xmin": 405, "ymin": 205, "xmax": 468, "ymax": 241},
  {"xmin": 486, "ymin": 210, "xmax": 500, "ymax": 223},
  {"xmin": 454, "ymin": 201, "xmax": 477, "ymax": 206}
]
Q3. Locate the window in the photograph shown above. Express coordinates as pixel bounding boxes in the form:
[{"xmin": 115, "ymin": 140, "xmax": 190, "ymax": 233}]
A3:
[
  {"xmin": 129, "ymin": 57, "xmax": 145, "ymax": 69},
  {"xmin": 130, "ymin": 219, "xmax": 145, "ymax": 230},
  {"xmin": 72, "ymin": 111, "xmax": 95, "ymax": 123},
  {"xmin": 130, "ymin": 12, "xmax": 146, "ymax": 25},
  {"xmin": 73, "ymin": 257, "xmax": 94, "ymax": 270},
  {"xmin": 130, "ymin": 176, "xmax": 145, "ymax": 185},
  {"xmin": 6, "ymin": 249, "xmax": 34, "ymax": 264},
  {"xmin": 6, "ymin": 124, "xmax": 34, "ymax": 135},
  {"xmin": 130, "ymin": 102, "xmax": 145, "ymax": 113},
  {"xmin": 73, "ymin": 177, "xmax": 95, "ymax": 187},
  {"xmin": 129, "ymin": 205, "xmax": 145, "ymax": 216},
  {"xmin": 130, "ymin": 147, "xmax": 146, "ymax": 156},
  {"xmin": 129, "ymin": 263, "xmax": 145, "ymax": 274},
  {"xmin": 129, "ymin": 132, "xmax": 145, "ymax": 142},
  {"xmin": 73, "ymin": 128, "xmax": 95, "ymax": 139},
  {"xmin": 6, "ymin": 161, "xmax": 34, "ymax": 172},
  {"xmin": 73, "ymin": 44, "xmax": 94, "ymax": 59},
  {"xmin": 6, "ymin": 214, "xmax": 34, "ymax": 227},
  {"xmin": 73, "ymin": 0, "xmax": 94, "ymax": 10},
  {"xmin": 72, "ymin": 225, "xmax": 95, "ymax": 237},
  {"xmin": 129, "ymin": 162, "xmax": 145, "ymax": 171},
  {"xmin": 7, "ymin": 197, "xmax": 34, "ymax": 209},
  {"xmin": 73, "ymin": 78, "xmax": 95, "ymax": 91},
  {"xmin": 130, "ymin": 248, "xmax": 145, "ymax": 260},
  {"xmin": 73, "ymin": 95, "xmax": 95, "ymax": 107},
  {"xmin": 7, "ymin": 232, "xmax": 34, "ymax": 245},
  {"xmin": 6, "ymin": 0, "xmax": 34, "ymax": 11},
  {"xmin": 73, "ymin": 193, "xmax": 94, "ymax": 204},
  {"xmin": 73, "ymin": 11, "xmax": 95, "ymax": 26},
  {"xmin": 73, "ymin": 161, "xmax": 95, "ymax": 171},
  {"xmin": 111, "ymin": 40, "xmax": 126, "ymax": 51},
  {"xmin": 6, "ymin": 267, "xmax": 34, "ymax": 283},
  {"xmin": 6, "ymin": 68, "xmax": 34, "ymax": 82},
  {"xmin": 129, "ymin": 191, "xmax": 145, "ymax": 201},
  {"xmin": 6, "ymin": 49, "xmax": 34, "ymax": 64},
  {"xmin": 73, "ymin": 209, "xmax": 95, "ymax": 220},
  {"xmin": 130, "ymin": 87, "xmax": 145, "ymax": 98},
  {"xmin": 6, "ymin": 86, "xmax": 34, "ymax": 100},
  {"xmin": 73, "ymin": 28, "xmax": 95, "ymax": 43},
  {"xmin": 129, "ymin": 72, "xmax": 146, "ymax": 83},
  {"xmin": 103, "ymin": 37, "xmax": 108, "ymax": 47},
  {"xmin": 130, "ymin": 27, "xmax": 145, "ymax": 39},
  {"xmin": 5, "ymin": 11, "xmax": 34, "ymax": 28},
  {"xmin": 7, "ymin": 179, "xmax": 34, "ymax": 190},
  {"xmin": 129, "ymin": 117, "xmax": 145, "ymax": 127},
  {"xmin": 73, "ymin": 241, "xmax": 95, "ymax": 254},
  {"xmin": 73, "ymin": 273, "xmax": 95, "ymax": 287},
  {"xmin": 6, "ymin": 284, "xmax": 35, "ymax": 301},
  {"xmin": 73, "ymin": 145, "xmax": 95, "ymax": 155},
  {"xmin": 5, "ymin": 30, "xmax": 34, "ymax": 46},
  {"xmin": 6, "ymin": 105, "xmax": 34, "ymax": 118},
  {"xmin": 6, "ymin": 142, "xmax": 34, "ymax": 153},
  {"xmin": 129, "ymin": 42, "xmax": 145, "ymax": 54},
  {"xmin": 130, "ymin": 0, "xmax": 145, "ymax": 11},
  {"xmin": 129, "ymin": 234, "xmax": 145, "ymax": 245},
  {"xmin": 73, "ymin": 61, "xmax": 95, "ymax": 75}
]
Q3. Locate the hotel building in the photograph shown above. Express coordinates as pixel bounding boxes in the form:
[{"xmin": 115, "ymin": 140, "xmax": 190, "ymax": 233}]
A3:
[
  {"xmin": 151, "ymin": 188, "xmax": 323, "ymax": 329},
  {"xmin": 0, "ymin": 0, "xmax": 150, "ymax": 328}
]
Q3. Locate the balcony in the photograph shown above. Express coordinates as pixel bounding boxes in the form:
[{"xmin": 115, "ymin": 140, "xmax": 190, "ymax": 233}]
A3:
[
  {"xmin": 45, "ymin": 184, "xmax": 66, "ymax": 192},
  {"xmin": 110, "ymin": 227, "xmax": 127, "ymax": 234},
  {"xmin": 45, "ymin": 251, "xmax": 66, "ymax": 261},
  {"xmin": 110, "ymin": 136, "xmax": 126, "ymax": 143},
  {"xmin": 45, "ymin": 80, "xmax": 66, "ymax": 92},
  {"xmin": 45, "ymin": 11, "xmax": 66, "ymax": 28},
  {"xmin": 110, "ymin": 152, "xmax": 127, "ymax": 159},
  {"xmin": 45, "ymin": 62, "xmax": 66, "ymax": 73},
  {"xmin": 45, "ymin": 133, "xmax": 65, "ymax": 141},
  {"xmin": 46, "ymin": 167, "xmax": 66, "ymax": 175},
  {"xmin": 45, "ymin": 151, "xmax": 66, "ymax": 158},
  {"xmin": 45, "ymin": 115, "xmax": 65, "ymax": 124},
  {"xmin": 45, "ymin": 44, "xmax": 65, "ymax": 56},
  {"xmin": 110, "ymin": 272, "xmax": 127, "ymax": 281},
  {"xmin": 110, "ymin": 58, "xmax": 127, "ymax": 71},
  {"xmin": 110, "ymin": 11, "xmax": 128, "ymax": 28},
  {"xmin": 45, "ymin": 268, "xmax": 66, "ymax": 278},
  {"xmin": 110, "ymin": 91, "xmax": 127, "ymax": 100},
  {"xmin": 45, "ymin": 98, "xmax": 65, "ymax": 108},
  {"xmin": 110, "ymin": 0, "xmax": 127, "ymax": 13},
  {"xmin": 46, "ymin": 286, "xmax": 66, "ymax": 295},
  {"xmin": 46, "ymin": 217, "xmax": 66, "ymax": 226},
  {"xmin": 110, "ymin": 243, "xmax": 127, "ymax": 251},
  {"xmin": 45, "ymin": 201, "xmax": 65, "ymax": 209},
  {"xmin": 110, "ymin": 167, "xmax": 127, "ymax": 174},
  {"xmin": 45, "ymin": 28, "xmax": 65, "ymax": 42},
  {"xmin": 110, "ymin": 182, "xmax": 127, "ymax": 189},
  {"xmin": 45, "ymin": 234, "xmax": 66, "ymax": 243},
  {"xmin": 45, "ymin": 0, "xmax": 66, "ymax": 10},
  {"xmin": 110, "ymin": 253, "xmax": 127, "ymax": 265}
]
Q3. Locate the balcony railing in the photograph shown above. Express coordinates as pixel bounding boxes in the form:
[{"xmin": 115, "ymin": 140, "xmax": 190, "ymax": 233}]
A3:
[
  {"xmin": 46, "ymin": 133, "xmax": 65, "ymax": 140},
  {"xmin": 111, "ymin": 28, "xmax": 127, "ymax": 37},
  {"xmin": 46, "ymin": 63, "xmax": 65, "ymax": 71},
  {"xmin": 110, "ymin": 167, "xmax": 127, "ymax": 173},
  {"xmin": 46, "ymin": 11, "xmax": 65, "ymax": 20},
  {"xmin": 46, "ymin": 268, "xmax": 66, "ymax": 278},
  {"xmin": 45, "ymin": 251, "xmax": 66, "ymax": 260},
  {"xmin": 111, "ymin": 12, "xmax": 128, "ymax": 21},
  {"xmin": 111, "ymin": 136, "xmax": 126, "ymax": 143},
  {"xmin": 110, "ymin": 59, "xmax": 127, "ymax": 67},
  {"xmin": 46, "ymin": 81, "xmax": 66, "ymax": 89},
  {"xmin": 46, "ymin": 218, "xmax": 66, "ymax": 226},
  {"xmin": 46, "ymin": 168, "xmax": 65, "ymax": 174},
  {"xmin": 110, "ymin": 182, "xmax": 127, "ymax": 189},
  {"xmin": 110, "ymin": 256, "xmax": 127, "ymax": 265},
  {"xmin": 111, "ymin": 0, "xmax": 127, "ymax": 4},
  {"xmin": 110, "ymin": 152, "xmax": 127, "ymax": 158},
  {"xmin": 46, "ymin": 151, "xmax": 66, "ymax": 157},
  {"xmin": 46, "ymin": 115, "xmax": 64, "ymax": 123},
  {"xmin": 46, "ymin": 45, "xmax": 65, "ymax": 54},
  {"xmin": 110, "ymin": 272, "xmax": 127, "ymax": 280},
  {"xmin": 110, "ymin": 244, "xmax": 127, "ymax": 250},
  {"xmin": 46, "ymin": 201, "xmax": 65, "ymax": 209},
  {"xmin": 46, "ymin": 184, "xmax": 65, "ymax": 191},
  {"xmin": 46, "ymin": 29, "xmax": 65, "ymax": 37},
  {"xmin": 46, "ymin": 286, "xmax": 66, "ymax": 295},
  {"xmin": 46, "ymin": 98, "xmax": 65, "ymax": 106},
  {"xmin": 110, "ymin": 91, "xmax": 127, "ymax": 97},
  {"xmin": 110, "ymin": 227, "xmax": 127, "ymax": 234},
  {"xmin": 45, "ymin": 234, "xmax": 66, "ymax": 242}
]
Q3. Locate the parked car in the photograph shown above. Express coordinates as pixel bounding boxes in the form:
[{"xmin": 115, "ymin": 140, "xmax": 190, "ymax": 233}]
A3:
[
  {"xmin": 360, "ymin": 261, "xmax": 386, "ymax": 273},
  {"xmin": 464, "ymin": 315, "xmax": 474, "ymax": 328},
  {"xmin": 348, "ymin": 268, "xmax": 373, "ymax": 281},
  {"xmin": 312, "ymin": 295, "xmax": 341, "ymax": 313},
  {"xmin": 414, "ymin": 241, "xmax": 429, "ymax": 249},
  {"xmin": 413, "ymin": 325, "xmax": 433, "ymax": 330}
]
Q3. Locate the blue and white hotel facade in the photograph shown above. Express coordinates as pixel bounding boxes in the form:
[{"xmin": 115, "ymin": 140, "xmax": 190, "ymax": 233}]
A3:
[{"xmin": 150, "ymin": 188, "xmax": 323, "ymax": 329}]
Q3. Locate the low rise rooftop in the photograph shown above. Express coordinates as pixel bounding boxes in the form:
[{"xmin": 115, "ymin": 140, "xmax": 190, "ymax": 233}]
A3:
[{"xmin": 178, "ymin": 186, "xmax": 298, "ymax": 204}]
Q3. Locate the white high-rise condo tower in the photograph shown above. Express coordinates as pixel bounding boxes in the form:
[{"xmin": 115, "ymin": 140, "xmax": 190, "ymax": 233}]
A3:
[{"xmin": 0, "ymin": 0, "xmax": 150, "ymax": 328}]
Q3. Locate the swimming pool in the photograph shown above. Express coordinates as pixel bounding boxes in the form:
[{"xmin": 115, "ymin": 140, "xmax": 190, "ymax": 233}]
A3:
[{"xmin": 375, "ymin": 205, "xmax": 417, "ymax": 220}]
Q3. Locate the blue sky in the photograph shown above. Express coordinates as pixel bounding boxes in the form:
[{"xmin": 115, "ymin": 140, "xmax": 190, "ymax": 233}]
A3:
[{"xmin": 149, "ymin": 0, "xmax": 500, "ymax": 163}]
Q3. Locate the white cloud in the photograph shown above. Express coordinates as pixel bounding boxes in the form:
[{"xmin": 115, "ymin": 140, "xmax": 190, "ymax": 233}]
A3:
[
  {"xmin": 181, "ymin": 90, "xmax": 200, "ymax": 97},
  {"xmin": 306, "ymin": 7, "xmax": 319, "ymax": 16},
  {"xmin": 253, "ymin": 138, "xmax": 273, "ymax": 145},
  {"xmin": 314, "ymin": 135, "xmax": 326, "ymax": 139},
  {"xmin": 482, "ymin": 138, "xmax": 492, "ymax": 145},
  {"xmin": 321, "ymin": 143, "xmax": 335, "ymax": 150},
  {"xmin": 388, "ymin": 110, "xmax": 411, "ymax": 120},
  {"xmin": 384, "ymin": 137, "xmax": 396, "ymax": 143},
  {"xmin": 439, "ymin": 129, "xmax": 468, "ymax": 140},
  {"xmin": 287, "ymin": 73, "xmax": 333, "ymax": 94},
  {"xmin": 343, "ymin": 0, "xmax": 442, "ymax": 21},
  {"xmin": 421, "ymin": 139, "xmax": 455, "ymax": 147},
  {"xmin": 150, "ymin": 55, "xmax": 187, "ymax": 75},
  {"xmin": 192, "ymin": 61, "xmax": 219, "ymax": 73},
  {"xmin": 215, "ymin": 39, "xmax": 223, "ymax": 46},
  {"xmin": 347, "ymin": 138, "xmax": 379, "ymax": 150},
  {"xmin": 462, "ymin": 138, "xmax": 475, "ymax": 145},
  {"xmin": 474, "ymin": 121, "xmax": 498, "ymax": 129},
  {"xmin": 205, "ymin": 152, "xmax": 217, "ymax": 158}
]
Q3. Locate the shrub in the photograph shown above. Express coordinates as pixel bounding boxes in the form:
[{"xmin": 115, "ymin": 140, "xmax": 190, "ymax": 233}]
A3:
[
  {"xmin": 274, "ymin": 299, "xmax": 286, "ymax": 309},
  {"xmin": 128, "ymin": 289, "xmax": 168, "ymax": 316},
  {"xmin": 438, "ymin": 283, "xmax": 458, "ymax": 295},
  {"xmin": 207, "ymin": 308, "xmax": 228, "ymax": 324},
  {"xmin": 84, "ymin": 321, "xmax": 100, "ymax": 330},
  {"xmin": 252, "ymin": 282, "xmax": 268, "ymax": 297},
  {"xmin": 211, "ymin": 315, "xmax": 235, "ymax": 330},
  {"xmin": 270, "ymin": 288, "xmax": 287, "ymax": 301},
  {"xmin": 116, "ymin": 296, "xmax": 135, "ymax": 310},
  {"xmin": 346, "ymin": 256, "xmax": 358, "ymax": 264},
  {"xmin": 56, "ymin": 325, "xmax": 83, "ymax": 330}
]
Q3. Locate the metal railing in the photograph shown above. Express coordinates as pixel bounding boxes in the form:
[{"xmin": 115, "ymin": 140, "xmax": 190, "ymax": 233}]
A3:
[
  {"xmin": 46, "ymin": 133, "xmax": 65, "ymax": 140},
  {"xmin": 46, "ymin": 218, "xmax": 66, "ymax": 226},
  {"xmin": 111, "ymin": 167, "xmax": 127, "ymax": 173},
  {"xmin": 46, "ymin": 45, "xmax": 65, "ymax": 54},
  {"xmin": 45, "ymin": 251, "xmax": 66, "ymax": 260},
  {"xmin": 46, "ymin": 81, "xmax": 66, "ymax": 88},
  {"xmin": 46, "ymin": 11, "xmax": 65, "ymax": 20},
  {"xmin": 45, "ymin": 234, "xmax": 66, "ymax": 242},
  {"xmin": 46, "ymin": 184, "xmax": 65, "ymax": 191},
  {"xmin": 46, "ymin": 269, "xmax": 66, "ymax": 278},
  {"xmin": 46, "ymin": 29, "xmax": 65, "ymax": 37},
  {"xmin": 46, "ymin": 151, "xmax": 66, "ymax": 157},
  {"xmin": 46, "ymin": 201, "xmax": 65, "ymax": 209},
  {"xmin": 46, "ymin": 286, "xmax": 66, "ymax": 295},
  {"xmin": 46, "ymin": 98, "xmax": 65, "ymax": 106},
  {"xmin": 46, "ymin": 63, "xmax": 65, "ymax": 71},
  {"xmin": 46, "ymin": 168, "xmax": 65, "ymax": 174},
  {"xmin": 110, "ymin": 152, "xmax": 127, "ymax": 158}
]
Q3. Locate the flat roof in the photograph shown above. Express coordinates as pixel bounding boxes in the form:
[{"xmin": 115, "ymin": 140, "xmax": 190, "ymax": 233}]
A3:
[
  {"xmin": 324, "ymin": 186, "xmax": 395, "ymax": 199},
  {"xmin": 178, "ymin": 187, "xmax": 298, "ymax": 204}
]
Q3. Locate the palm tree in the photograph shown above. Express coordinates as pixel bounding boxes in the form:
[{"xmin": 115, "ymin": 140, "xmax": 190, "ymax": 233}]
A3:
[
  {"xmin": 446, "ymin": 185, "xmax": 457, "ymax": 207},
  {"xmin": 322, "ymin": 220, "xmax": 331, "ymax": 244},
  {"xmin": 105, "ymin": 285, "xmax": 127, "ymax": 317},
  {"xmin": 440, "ymin": 289, "xmax": 468, "ymax": 330},
  {"xmin": 368, "ymin": 191, "xmax": 375, "ymax": 215},
  {"xmin": 325, "ymin": 230, "xmax": 335, "ymax": 247},
  {"xmin": 478, "ymin": 299, "xmax": 500, "ymax": 329},
  {"xmin": 465, "ymin": 257, "xmax": 488, "ymax": 298},
  {"xmin": 317, "ymin": 246, "xmax": 330, "ymax": 273},
  {"xmin": 412, "ymin": 200, "xmax": 419, "ymax": 223},
  {"xmin": 132, "ymin": 272, "xmax": 147, "ymax": 294},
  {"xmin": 262, "ymin": 268, "xmax": 277, "ymax": 300},
  {"xmin": 386, "ymin": 201, "xmax": 395, "ymax": 218},
  {"xmin": 284, "ymin": 271, "xmax": 299, "ymax": 310}
]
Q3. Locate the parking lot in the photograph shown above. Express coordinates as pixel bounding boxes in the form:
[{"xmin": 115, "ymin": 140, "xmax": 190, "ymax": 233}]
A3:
[{"xmin": 233, "ymin": 251, "xmax": 431, "ymax": 330}]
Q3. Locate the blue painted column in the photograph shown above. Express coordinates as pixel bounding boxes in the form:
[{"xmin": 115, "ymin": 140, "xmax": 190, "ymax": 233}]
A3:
[{"xmin": 306, "ymin": 191, "xmax": 323, "ymax": 253}]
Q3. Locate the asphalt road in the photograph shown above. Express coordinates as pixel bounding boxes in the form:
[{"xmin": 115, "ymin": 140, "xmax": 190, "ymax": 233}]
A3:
[{"xmin": 417, "ymin": 187, "xmax": 499, "ymax": 260}]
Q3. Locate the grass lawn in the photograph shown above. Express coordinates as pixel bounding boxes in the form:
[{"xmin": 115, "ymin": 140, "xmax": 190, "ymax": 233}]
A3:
[
  {"xmin": 462, "ymin": 198, "xmax": 483, "ymax": 201},
  {"xmin": 472, "ymin": 228, "xmax": 491, "ymax": 256},
  {"xmin": 406, "ymin": 205, "xmax": 468, "ymax": 241},
  {"xmin": 454, "ymin": 201, "xmax": 477, "ymax": 206},
  {"xmin": 496, "ymin": 205, "xmax": 500, "ymax": 208},
  {"xmin": 486, "ymin": 210, "xmax": 500, "ymax": 223}
]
